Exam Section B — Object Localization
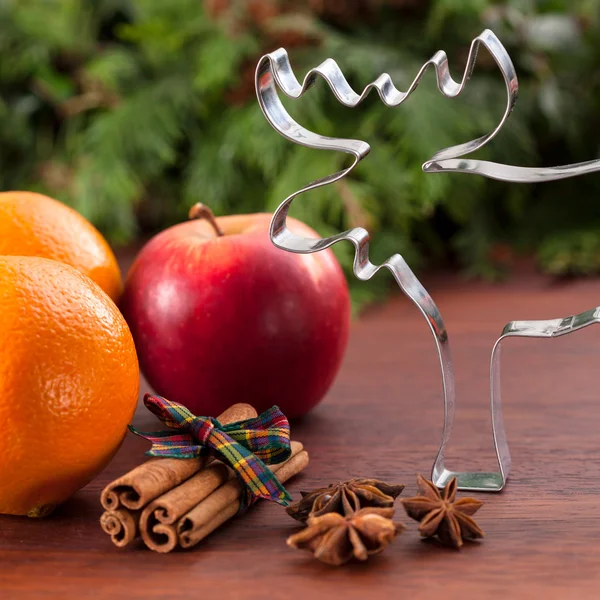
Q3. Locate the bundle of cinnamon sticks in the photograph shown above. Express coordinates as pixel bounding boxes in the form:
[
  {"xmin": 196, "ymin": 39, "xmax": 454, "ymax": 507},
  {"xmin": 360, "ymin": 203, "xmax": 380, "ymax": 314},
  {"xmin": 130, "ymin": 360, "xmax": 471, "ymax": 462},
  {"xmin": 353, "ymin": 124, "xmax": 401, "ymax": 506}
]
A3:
[{"xmin": 100, "ymin": 402, "xmax": 309, "ymax": 553}]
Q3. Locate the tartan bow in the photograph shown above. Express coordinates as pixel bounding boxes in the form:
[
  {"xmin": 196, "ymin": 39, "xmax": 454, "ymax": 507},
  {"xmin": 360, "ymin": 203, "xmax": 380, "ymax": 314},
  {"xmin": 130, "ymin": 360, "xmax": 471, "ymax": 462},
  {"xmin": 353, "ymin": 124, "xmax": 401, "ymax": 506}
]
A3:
[{"xmin": 129, "ymin": 394, "xmax": 293, "ymax": 508}]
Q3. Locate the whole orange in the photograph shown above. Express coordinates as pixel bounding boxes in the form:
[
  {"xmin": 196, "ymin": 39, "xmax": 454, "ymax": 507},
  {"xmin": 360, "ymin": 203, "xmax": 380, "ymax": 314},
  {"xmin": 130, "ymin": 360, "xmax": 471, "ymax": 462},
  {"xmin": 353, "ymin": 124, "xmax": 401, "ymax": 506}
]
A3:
[
  {"xmin": 0, "ymin": 191, "xmax": 122, "ymax": 302},
  {"xmin": 0, "ymin": 256, "xmax": 139, "ymax": 517}
]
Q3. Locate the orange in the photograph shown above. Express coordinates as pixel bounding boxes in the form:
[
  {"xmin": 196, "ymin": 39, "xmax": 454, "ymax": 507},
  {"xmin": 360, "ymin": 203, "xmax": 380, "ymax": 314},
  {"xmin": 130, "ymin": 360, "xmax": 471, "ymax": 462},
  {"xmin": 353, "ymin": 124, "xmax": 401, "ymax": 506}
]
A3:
[
  {"xmin": 0, "ymin": 256, "xmax": 139, "ymax": 516},
  {"xmin": 0, "ymin": 191, "xmax": 122, "ymax": 302}
]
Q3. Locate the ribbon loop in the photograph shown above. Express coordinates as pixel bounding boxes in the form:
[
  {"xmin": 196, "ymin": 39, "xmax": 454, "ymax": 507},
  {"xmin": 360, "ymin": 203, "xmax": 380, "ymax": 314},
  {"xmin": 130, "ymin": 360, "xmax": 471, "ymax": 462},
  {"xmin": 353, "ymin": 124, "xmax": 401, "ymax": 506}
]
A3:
[{"xmin": 129, "ymin": 394, "xmax": 293, "ymax": 508}]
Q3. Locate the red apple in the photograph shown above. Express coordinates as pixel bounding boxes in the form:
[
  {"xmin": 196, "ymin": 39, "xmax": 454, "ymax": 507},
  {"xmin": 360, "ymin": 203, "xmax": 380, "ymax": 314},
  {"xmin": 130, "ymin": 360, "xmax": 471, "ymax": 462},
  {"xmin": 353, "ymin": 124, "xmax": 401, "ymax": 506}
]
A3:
[{"xmin": 120, "ymin": 206, "xmax": 350, "ymax": 419}]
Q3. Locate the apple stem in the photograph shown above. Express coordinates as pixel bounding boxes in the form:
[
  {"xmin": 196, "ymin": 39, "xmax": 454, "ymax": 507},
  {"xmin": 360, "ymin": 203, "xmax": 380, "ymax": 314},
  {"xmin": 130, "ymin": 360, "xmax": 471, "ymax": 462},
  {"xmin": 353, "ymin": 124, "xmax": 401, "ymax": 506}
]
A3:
[{"xmin": 188, "ymin": 203, "xmax": 225, "ymax": 237}]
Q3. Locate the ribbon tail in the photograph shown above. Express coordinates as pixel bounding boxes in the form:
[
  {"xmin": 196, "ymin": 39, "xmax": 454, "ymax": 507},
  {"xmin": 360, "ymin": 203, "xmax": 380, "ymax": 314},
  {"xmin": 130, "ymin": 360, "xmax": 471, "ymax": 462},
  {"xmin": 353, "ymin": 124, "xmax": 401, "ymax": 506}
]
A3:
[
  {"xmin": 128, "ymin": 425, "xmax": 174, "ymax": 438},
  {"xmin": 128, "ymin": 425, "xmax": 204, "ymax": 459},
  {"xmin": 233, "ymin": 452, "xmax": 293, "ymax": 508},
  {"xmin": 245, "ymin": 487, "xmax": 293, "ymax": 509},
  {"xmin": 238, "ymin": 459, "xmax": 293, "ymax": 510}
]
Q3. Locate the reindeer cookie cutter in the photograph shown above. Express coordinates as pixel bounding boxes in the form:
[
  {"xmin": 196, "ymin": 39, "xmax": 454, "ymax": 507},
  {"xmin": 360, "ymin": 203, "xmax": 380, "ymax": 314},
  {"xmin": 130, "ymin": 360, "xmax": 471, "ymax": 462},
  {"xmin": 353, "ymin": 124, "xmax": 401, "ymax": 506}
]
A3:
[{"xmin": 255, "ymin": 29, "xmax": 600, "ymax": 491}]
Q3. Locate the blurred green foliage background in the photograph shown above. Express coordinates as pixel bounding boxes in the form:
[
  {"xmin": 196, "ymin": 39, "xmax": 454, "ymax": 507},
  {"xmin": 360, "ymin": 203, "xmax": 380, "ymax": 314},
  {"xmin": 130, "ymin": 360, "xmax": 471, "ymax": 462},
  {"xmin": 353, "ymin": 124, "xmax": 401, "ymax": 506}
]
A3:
[{"xmin": 1, "ymin": 0, "xmax": 599, "ymax": 306}]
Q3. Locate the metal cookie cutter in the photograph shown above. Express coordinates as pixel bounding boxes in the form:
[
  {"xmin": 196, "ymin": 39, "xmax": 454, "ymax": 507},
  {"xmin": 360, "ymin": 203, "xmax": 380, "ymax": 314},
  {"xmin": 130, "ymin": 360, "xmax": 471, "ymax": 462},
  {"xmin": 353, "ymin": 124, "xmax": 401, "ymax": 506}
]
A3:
[{"xmin": 255, "ymin": 30, "xmax": 600, "ymax": 491}]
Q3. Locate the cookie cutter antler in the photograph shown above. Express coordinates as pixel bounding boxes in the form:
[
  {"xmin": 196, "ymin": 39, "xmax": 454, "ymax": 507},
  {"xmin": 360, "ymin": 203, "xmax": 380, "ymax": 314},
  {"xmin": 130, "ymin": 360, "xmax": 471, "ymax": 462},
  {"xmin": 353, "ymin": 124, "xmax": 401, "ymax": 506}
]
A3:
[{"xmin": 255, "ymin": 29, "xmax": 600, "ymax": 491}]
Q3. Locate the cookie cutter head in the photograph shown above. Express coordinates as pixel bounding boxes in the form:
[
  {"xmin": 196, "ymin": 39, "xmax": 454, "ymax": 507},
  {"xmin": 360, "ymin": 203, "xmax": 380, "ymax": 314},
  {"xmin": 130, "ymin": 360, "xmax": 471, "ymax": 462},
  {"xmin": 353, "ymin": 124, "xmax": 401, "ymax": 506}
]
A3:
[{"xmin": 255, "ymin": 30, "xmax": 600, "ymax": 491}]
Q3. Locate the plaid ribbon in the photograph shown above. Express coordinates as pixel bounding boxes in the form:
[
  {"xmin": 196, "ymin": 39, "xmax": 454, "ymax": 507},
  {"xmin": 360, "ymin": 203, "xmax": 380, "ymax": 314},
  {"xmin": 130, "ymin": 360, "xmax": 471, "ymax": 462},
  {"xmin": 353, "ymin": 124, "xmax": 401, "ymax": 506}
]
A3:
[{"xmin": 129, "ymin": 394, "xmax": 292, "ymax": 509}]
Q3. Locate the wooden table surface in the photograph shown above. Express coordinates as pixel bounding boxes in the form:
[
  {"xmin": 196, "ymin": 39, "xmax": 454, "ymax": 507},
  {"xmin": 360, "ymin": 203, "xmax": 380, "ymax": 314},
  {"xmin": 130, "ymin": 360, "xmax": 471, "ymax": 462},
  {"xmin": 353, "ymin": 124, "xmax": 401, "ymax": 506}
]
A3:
[{"xmin": 2, "ymin": 265, "xmax": 600, "ymax": 599}]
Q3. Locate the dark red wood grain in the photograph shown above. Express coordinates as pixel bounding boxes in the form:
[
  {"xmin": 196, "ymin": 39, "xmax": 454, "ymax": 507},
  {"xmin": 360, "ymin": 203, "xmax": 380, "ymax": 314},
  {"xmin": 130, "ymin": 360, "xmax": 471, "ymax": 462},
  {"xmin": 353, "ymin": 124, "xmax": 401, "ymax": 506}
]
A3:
[{"xmin": 2, "ymin": 264, "xmax": 600, "ymax": 599}]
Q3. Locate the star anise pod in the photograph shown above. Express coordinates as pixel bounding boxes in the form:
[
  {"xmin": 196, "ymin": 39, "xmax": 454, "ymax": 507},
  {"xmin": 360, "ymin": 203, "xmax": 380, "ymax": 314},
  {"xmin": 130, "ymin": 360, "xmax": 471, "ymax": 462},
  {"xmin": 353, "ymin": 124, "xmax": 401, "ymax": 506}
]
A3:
[
  {"xmin": 401, "ymin": 475, "xmax": 484, "ymax": 549},
  {"xmin": 287, "ymin": 507, "xmax": 404, "ymax": 566},
  {"xmin": 286, "ymin": 478, "xmax": 405, "ymax": 523}
]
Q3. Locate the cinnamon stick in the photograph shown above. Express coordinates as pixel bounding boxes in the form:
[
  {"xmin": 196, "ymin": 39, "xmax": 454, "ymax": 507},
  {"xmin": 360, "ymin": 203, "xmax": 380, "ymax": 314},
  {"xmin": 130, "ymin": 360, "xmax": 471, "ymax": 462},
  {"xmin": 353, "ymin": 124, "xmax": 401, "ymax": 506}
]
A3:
[
  {"xmin": 140, "ymin": 461, "xmax": 231, "ymax": 552},
  {"xmin": 100, "ymin": 508, "xmax": 140, "ymax": 548},
  {"xmin": 100, "ymin": 403, "xmax": 257, "ymax": 512},
  {"xmin": 177, "ymin": 441, "xmax": 309, "ymax": 549}
]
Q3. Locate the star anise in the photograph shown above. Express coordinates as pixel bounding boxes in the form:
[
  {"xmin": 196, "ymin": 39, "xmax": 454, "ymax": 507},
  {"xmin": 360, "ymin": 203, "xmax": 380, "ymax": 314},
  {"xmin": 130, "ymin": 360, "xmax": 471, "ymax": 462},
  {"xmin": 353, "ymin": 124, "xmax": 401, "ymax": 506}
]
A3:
[
  {"xmin": 287, "ymin": 507, "xmax": 404, "ymax": 566},
  {"xmin": 401, "ymin": 474, "xmax": 484, "ymax": 549},
  {"xmin": 286, "ymin": 478, "xmax": 405, "ymax": 523}
]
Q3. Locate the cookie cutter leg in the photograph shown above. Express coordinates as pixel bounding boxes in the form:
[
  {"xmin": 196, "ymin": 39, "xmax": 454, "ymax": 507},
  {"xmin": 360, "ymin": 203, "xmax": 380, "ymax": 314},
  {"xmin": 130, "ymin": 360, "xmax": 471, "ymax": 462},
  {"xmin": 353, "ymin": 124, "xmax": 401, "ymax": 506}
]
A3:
[{"xmin": 435, "ymin": 307, "xmax": 600, "ymax": 491}]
